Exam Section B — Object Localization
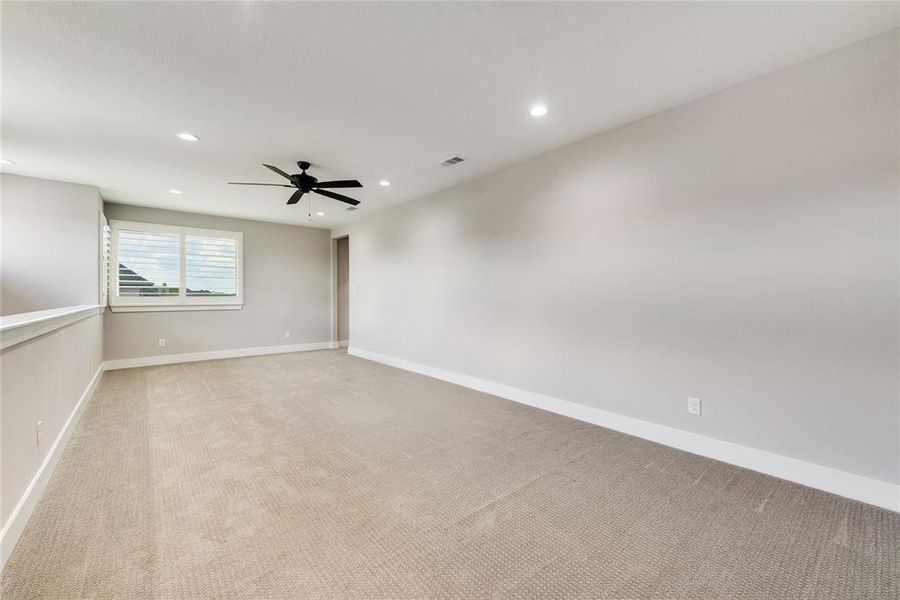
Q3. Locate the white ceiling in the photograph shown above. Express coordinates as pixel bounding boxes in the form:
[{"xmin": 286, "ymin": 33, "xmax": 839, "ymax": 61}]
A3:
[{"xmin": 2, "ymin": 2, "xmax": 897, "ymax": 229}]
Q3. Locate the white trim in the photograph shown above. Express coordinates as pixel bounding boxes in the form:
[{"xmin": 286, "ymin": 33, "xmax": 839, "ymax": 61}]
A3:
[
  {"xmin": 0, "ymin": 305, "xmax": 101, "ymax": 350},
  {"xmin": 348, "ymin": 346, "xmax": 900, "ymax": 513},
  {"xmin": 338, "ymin": 340, "xmax": 349, "ymax": 348},
  {"xmin": 0, "ymin": 366, "xmax": 104, "ymax": 568},
  {"xmin": 108, "ymin": 304, "xmax": 243, "ymax": 313},
  {"xmin": 103, "ymin": 341, "xmax": 333, "ymax": 370}
]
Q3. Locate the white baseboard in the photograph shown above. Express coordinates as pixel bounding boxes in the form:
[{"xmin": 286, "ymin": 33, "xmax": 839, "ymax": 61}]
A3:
[
  {"xmin": 349, "ymin": 346, "xmax": 900, "ymax": 513},
  {"xmin": 338, "ymin": 340, "xmax": 349, "ymax": 348},
  {"xmin": 0, "ymin": 366, "xmax": 104, "ymax": 569},
  {"xmin": 103, "ymin": 341, "xmax": 334, "ymax": 370}
]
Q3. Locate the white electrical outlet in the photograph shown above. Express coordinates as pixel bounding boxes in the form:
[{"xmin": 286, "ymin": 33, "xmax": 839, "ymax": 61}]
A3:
[
  {"xmin": 687, "ymin": 397, "xmax": 702, "ymax": 416},
  {"xmin": 36, "ymin": 420, "xmax": 43, "ymax": 446},
  {"xmin": 284, "ymin": 331, "xmax": 292, "ymax": 339},
  {"xmin": 158, "ymin": 338, "xmax": 167, "ymax": 348}
]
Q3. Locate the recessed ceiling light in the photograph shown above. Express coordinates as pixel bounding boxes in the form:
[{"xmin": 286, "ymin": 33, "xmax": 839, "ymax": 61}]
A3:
[
  {"xmin": 316, "ymin": 211, "xmax": 325, "ymax": 216},
  {"xmin": 0, "ymin": 158, "xmax": 14, "ymax": 165},
  {"xmin": 379, "ymin": 180, "xmax": 391, "ymax": 186},
  {"xmin": 176, "ymin": 132, "xmax": 200, "ymax": 142},
  {"xmin": 169, "ymin": 189, "xmax": 183, "ymax": 194},
  {"xmin": 529, "ymin": 103, "xmax": 548, "ymax": 117}
]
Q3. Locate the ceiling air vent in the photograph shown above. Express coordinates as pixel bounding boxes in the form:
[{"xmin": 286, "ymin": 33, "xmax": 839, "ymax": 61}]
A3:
[{"xmin": 439, "ymin": 155, "xmax": 466, "ymax": 167}]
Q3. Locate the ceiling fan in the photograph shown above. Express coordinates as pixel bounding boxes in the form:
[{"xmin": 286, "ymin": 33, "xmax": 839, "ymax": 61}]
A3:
[{"xmin": 229, "ymin": 161, "xmax": 362, "ymax": 206}]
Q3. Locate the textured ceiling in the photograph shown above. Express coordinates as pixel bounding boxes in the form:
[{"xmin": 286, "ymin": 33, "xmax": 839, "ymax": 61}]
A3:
[{"xmin": 2, "ymin": 2, "xmax": 897, "ymax": 228}]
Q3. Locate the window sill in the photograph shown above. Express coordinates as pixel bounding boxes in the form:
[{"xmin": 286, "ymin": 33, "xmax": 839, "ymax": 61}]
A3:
[{"xmin": 109, "ymin": 304, "xmax": 243, "ymax": 313}]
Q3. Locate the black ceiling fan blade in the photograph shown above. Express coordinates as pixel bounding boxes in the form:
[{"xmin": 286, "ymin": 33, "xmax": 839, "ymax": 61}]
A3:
[
  {"xmin": 263, "ymin": 164, "xmax": 293, "ymax": 180},
  {"xmin": 287, "ymin": 190, "xmax": 305, "ymax": 205},
  {"xmin": 229, "ymin": 182, "xmax": 293, "ymax": 187},
  {"xmin": 313, "ymin": 188, "xmax": 360, "ymax": 206},
  {"xmin": 314, "ymin": 179, "xmax": 363, "ymax": 189}
]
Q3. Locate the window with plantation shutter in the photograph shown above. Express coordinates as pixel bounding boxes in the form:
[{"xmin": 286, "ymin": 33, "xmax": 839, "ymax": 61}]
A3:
[
  {"xmin": 109, "ymin": 220, "xmax": 243, "ymax": 312},
  {"xmin": 186, "ymin": 236, "xmax": 238, "ymax": 297},
  {"xmin": 100, "ymin": 215, "xmax": 111, "ymax": 306}
]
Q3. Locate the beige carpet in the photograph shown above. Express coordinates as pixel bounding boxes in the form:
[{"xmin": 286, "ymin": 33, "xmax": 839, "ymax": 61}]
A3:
[{"xmin": 2, "ymin": 350, "xmax": 897, "ymax": 599}]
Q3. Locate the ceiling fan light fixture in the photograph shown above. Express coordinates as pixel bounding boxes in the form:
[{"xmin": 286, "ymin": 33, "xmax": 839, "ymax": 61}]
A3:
[
  {"xmin": 176, "ymin": 132, "xmax": 200, "ymax": 142},
  {"xmin": 379, "ymin": 180, "xmax": 391, "ymax": 186},
  {"xmin": 316, "ymin": 211, "xmax": 325, "ymax": 216}
]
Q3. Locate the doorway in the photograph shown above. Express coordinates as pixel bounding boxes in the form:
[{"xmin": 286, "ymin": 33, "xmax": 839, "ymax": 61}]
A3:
[{"xmin": 335, "ymin": 236, "xmax": 350, "ymax": 348}]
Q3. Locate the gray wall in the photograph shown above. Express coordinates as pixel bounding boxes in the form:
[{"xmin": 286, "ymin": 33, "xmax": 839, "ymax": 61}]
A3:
[
  {"xmin": 103, "ymin": 205, "xmax": 332, "ymax": 360},
  {"xmin": 1, "ymin": 315, "xmax": 103, "ymax": 527},
  {"xmin": 337, "ymin": 237, "xmax": 350, "ymax": 342},
  {"xmin": 1, "ymin": 175, "xmax": 104, "ymax": 551},
  {"xmin": 335, "ymin": 31, "xmax": 899, "ymax": 484},
  {"xmin": 1, "ymin": 174, "xmax": 102, "ymax": 315}
]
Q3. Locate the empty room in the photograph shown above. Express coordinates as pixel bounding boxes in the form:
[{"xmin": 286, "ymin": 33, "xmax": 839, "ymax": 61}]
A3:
[{"xmin": 1, "ymin": 2, "xmax": 898, "ymax": 598}]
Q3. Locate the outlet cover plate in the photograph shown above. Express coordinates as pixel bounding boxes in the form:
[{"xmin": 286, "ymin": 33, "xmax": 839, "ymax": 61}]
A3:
[{"xmin": 688, "ymin": 397, "xmax": 702, "ymax": 416}]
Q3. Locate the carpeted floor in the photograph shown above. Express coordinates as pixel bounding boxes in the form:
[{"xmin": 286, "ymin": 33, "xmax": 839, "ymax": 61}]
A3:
[{"xmin": 2, "ymin": 350, "xmax": 898, "ymax": 599}]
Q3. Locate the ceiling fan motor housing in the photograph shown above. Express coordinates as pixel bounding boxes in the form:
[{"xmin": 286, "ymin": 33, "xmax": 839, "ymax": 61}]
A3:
[{"xmin": 295, "ymin": 173, "xmax": 318, "ymax": 191}]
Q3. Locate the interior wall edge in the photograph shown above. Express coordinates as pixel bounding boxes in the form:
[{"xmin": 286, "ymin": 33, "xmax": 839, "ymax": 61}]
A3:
[
  {"xmin": 0, "ymin": 305, "xmax": 102, "ymax": 350},
  {"xmin": 348, "ymin": 346, "xmax": 900, "ymax": 513}
]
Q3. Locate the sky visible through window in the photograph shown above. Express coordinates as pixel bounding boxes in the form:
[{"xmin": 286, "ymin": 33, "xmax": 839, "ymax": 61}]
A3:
[
  {"xmin": 118, "ymin": 230, "xmax": 236, "ymax": 296},
  {"xmin": 186, "ymin": 236, "xmax": 237, "ymax": 296}
]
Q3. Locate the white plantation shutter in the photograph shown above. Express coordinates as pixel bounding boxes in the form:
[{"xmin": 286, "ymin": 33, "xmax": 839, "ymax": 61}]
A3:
[
  {"xmin": 117, "ymin": 230, "xmax": 181, "ymax": 297},
  {"xmin": 185, "ymin": 235, "xmax": 238, "ymax": 297},
  {"xmin": 100, "ymin": 215, "xmax": 111, "ymax": 305},
  {"xmin": 109, "ymin": 220, "xmax": 243, "ymax": 311}
]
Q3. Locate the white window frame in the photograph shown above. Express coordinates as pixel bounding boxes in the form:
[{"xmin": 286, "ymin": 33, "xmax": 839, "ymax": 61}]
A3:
[{"xmin": 109, "ymin": 219, "xmax": 244, "ymax": 312}]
